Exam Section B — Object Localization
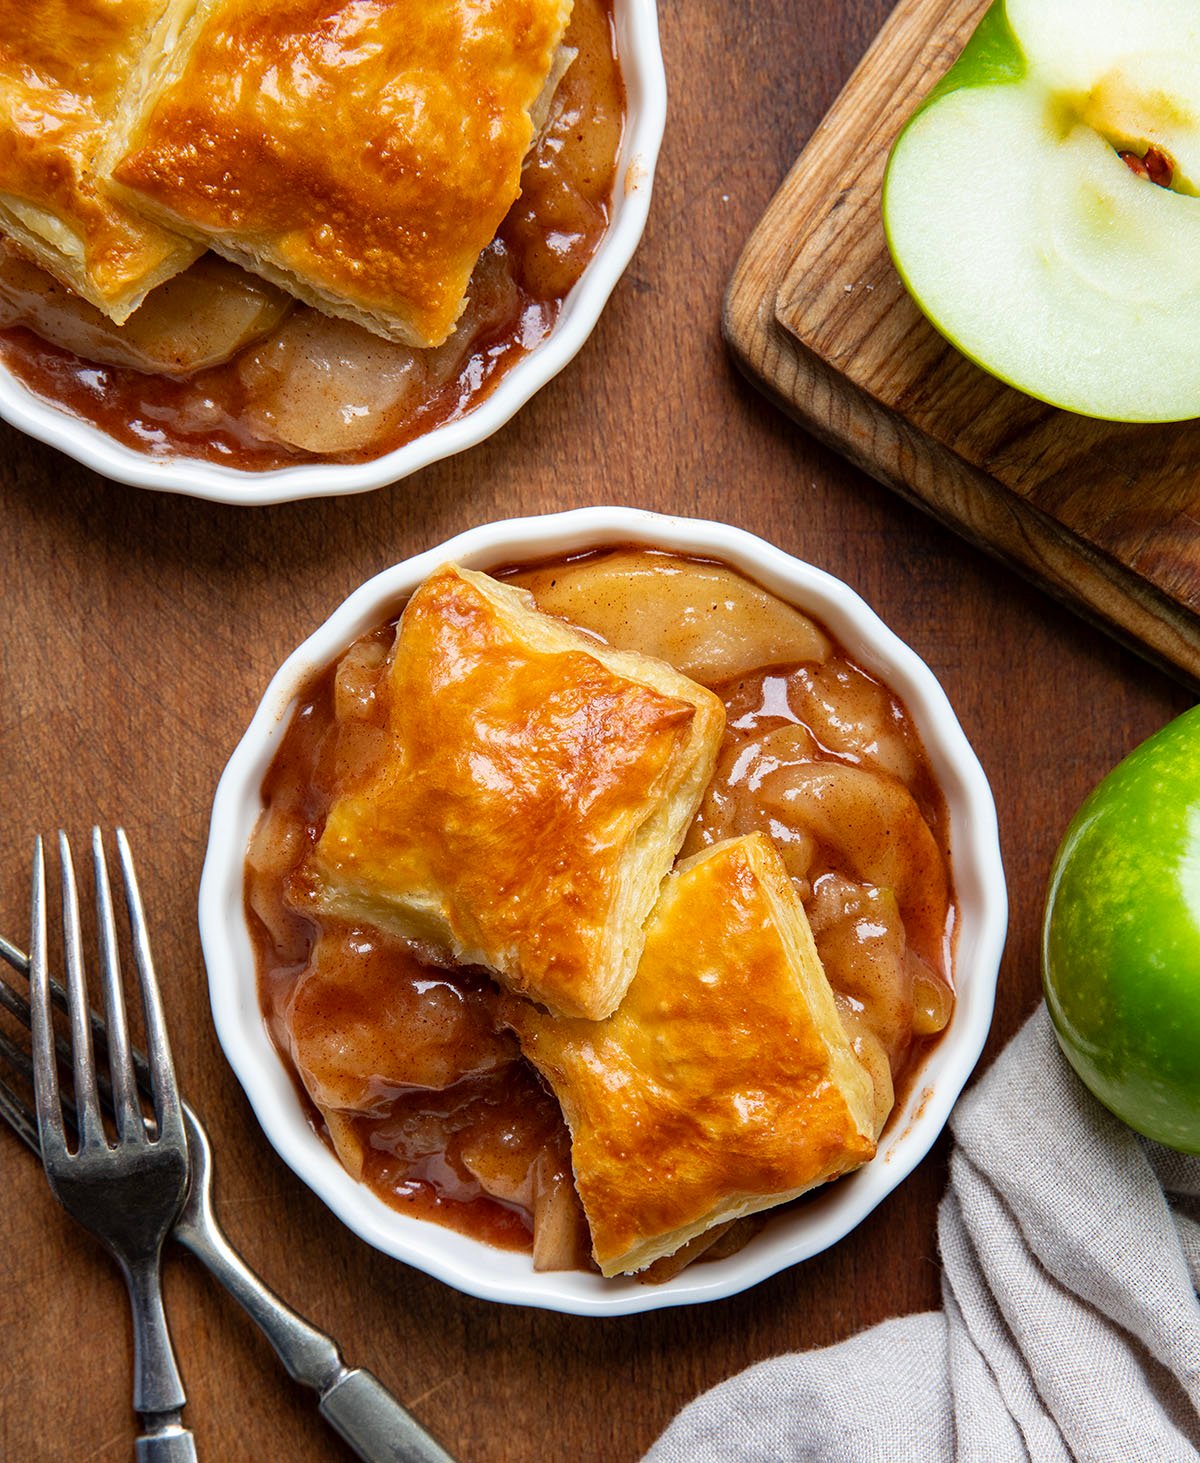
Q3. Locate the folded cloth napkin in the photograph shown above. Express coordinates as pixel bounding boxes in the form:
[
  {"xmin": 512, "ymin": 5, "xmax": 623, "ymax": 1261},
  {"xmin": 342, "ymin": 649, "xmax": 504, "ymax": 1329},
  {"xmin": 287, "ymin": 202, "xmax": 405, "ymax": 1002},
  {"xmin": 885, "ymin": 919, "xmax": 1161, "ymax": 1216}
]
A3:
[{"xmin": 647, "ymin": 1006, "xmax": 1200, "ymax": 1462}]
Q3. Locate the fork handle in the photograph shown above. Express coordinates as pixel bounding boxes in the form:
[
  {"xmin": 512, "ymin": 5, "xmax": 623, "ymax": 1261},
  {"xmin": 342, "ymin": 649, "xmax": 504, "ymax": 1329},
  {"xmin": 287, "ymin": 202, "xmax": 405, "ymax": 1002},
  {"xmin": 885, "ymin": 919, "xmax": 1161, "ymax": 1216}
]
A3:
[
  {"xmin": 176, "ymin": 1214, "xmax": 454, "ymax": 1461},
  {"xmin": 123, "ymin": 1253, "xmax": 188, "ymax": 1417},
  {"xmin": 135, "ymin": 1424, "xmax": 197, "ymax": 1462},
  {"xmin": 321, "ymin": 1369, "xmax": 455, "ymax": 1463}
]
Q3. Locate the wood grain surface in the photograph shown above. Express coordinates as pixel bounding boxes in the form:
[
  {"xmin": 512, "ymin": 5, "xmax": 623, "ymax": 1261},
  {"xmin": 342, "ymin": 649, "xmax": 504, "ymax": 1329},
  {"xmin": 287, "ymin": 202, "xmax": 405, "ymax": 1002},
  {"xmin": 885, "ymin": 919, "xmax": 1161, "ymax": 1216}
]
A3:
[
  {"xmin": 0, "ymin": 3, "xmax": 1192, "ymax": 1460},
  {"xmin": 726, "ymin": 0, "xmax": 1200, "ymax": 689}
]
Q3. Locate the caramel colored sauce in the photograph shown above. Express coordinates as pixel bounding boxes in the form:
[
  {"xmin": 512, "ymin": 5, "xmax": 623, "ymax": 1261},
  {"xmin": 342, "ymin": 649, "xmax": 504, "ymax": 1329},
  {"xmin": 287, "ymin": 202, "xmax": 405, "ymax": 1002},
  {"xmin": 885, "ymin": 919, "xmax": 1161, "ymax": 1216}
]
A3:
[
  {"xmin": 251, "ymin": 632, "xmax": 575, "ymax": 1250},
  {"xmin": 246, "ymin": 552, "xmax": 957, "ymax": 1265},
  {"xmin": 0, "ymin": 0, "xmax": 624, "ymax": 470}
]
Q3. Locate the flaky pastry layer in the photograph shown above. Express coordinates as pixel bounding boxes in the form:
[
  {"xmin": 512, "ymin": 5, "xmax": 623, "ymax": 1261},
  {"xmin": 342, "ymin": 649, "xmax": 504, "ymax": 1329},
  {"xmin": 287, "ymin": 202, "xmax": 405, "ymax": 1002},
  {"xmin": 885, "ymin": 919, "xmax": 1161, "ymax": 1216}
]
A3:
[
  {"xmin": 509, "ymin": 833, "xmax": 878, "ymax": 1275},
  {"xmin": 106, "ymin": 0, "xmax": 574, "ymax": 347},
  {"xmin": 0, "ymin": 1, "xmax": 199, "ymax": 320},
  {"xmin": 306, "ymin": 564, "xmax": 725, "ymax": 1021}
]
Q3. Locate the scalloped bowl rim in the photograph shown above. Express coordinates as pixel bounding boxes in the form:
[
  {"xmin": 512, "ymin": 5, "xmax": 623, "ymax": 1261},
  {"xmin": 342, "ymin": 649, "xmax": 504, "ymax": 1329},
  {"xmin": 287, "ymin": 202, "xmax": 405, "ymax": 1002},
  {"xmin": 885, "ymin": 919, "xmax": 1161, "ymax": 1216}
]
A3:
[
  {"xmin": 0, "ymin": 0, "xmax": 666, "ymax": 507},
  {"xmin": 199, "ymin": 507, "xmax": 1008, "ymax": 1315}
]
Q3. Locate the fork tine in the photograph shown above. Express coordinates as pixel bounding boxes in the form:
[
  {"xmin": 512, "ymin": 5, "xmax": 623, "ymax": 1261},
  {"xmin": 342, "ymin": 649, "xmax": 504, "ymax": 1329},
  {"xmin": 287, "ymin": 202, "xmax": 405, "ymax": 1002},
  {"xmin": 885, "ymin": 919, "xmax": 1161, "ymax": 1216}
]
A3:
[
  {"xmin": 1, "ymin": 962, "xmax": 108, "ymax": 1102},
  {"xmin": 0, "ymin": 942, "xmax": 154, "ymax": 1100},
  {"xmin": 116, "ymin": 828, "xmax": 183, "ymax": 1144},
  {"xmin": 59, "ymin": 832, "xmax": 105, "ymax": 1150},
  {"xmin": 29, "ymin": 836, "xmax": 66, "ymax": 1156},
  {"xmin": 0, "ymin": 1070, "xmax": 39, "ymax": 1155},
  {"xmin": 0, "ymin": 933, "xmax": 26, "ymax": 980},
  {"xmin": 0, "ymin": 1022, "xmax": 35, "ymax": 1085},
  {"xmin": 92, "ymin": 829, "xmax": 144, "ymax": 1144},
  {"xmin": 0, "ymin": 966, "xmax": 30, "ymax": 1024},
  {"xmin": 0, "ymin": 934, "xmax": 154, "ymax": 1095},
  {"xmin": 0, "ymin": 1020, "xmax": 84, "ymax": 1153},
  {"xmin": 0, "ymin": 962, "xmax": 147, "ymax": 1152}
]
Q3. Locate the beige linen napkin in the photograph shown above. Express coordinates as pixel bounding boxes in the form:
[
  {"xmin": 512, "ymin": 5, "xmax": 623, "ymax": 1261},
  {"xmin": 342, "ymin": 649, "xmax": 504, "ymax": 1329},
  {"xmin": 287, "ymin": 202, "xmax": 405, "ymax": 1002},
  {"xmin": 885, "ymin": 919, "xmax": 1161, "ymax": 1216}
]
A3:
[{"xmin": 647, "ymin": 1006, "xmax": 1200, "ymax": 1462}]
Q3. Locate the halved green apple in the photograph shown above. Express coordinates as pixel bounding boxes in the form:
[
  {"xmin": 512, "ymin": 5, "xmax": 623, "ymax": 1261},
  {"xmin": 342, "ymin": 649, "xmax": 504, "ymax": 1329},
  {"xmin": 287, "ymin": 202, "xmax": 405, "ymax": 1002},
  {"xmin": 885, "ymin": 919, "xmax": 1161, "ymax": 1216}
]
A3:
[{"xmin": 882, "ymin": 0, "xmax": 1200, "ymax": 422}]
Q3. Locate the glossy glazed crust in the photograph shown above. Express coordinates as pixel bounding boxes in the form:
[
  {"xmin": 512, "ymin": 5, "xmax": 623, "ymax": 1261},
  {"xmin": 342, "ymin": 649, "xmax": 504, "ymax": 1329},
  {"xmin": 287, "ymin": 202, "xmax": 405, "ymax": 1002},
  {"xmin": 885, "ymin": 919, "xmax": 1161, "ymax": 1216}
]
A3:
[
  {"xmin": 307, "ymin": 564, "xmax": 725, "ymax": 1020},
  {"xmin": 509, "ymin": 834, "xmax": 878, "ymax": 1275},
  {"xmin": 0, "ymin": 1, "xmax": 199, "ymax": 320},
  {"xmin": 107, "ymin": 0, "xmax": 573, "ymax": 347}
]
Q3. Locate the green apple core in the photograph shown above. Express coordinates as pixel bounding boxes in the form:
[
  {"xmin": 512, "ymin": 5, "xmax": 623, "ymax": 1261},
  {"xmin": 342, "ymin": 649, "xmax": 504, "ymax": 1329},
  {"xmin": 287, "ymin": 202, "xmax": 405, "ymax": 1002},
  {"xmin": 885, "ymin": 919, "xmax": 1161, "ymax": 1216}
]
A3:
[{"xmin": 883, "ymin": 0, "xmax": 1200, "ymax": 420}]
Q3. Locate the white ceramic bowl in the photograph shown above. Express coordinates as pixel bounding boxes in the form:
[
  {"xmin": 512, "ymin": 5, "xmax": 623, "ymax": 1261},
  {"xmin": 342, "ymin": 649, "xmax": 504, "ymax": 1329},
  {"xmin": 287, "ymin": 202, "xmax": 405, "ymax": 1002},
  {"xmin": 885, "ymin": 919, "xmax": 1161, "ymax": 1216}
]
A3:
[
  {"xmin": 199, "ymin": 507, "xmax": 1007, "ymax": 1315},
  {"xmin": 0, "ymin": 4, "xmax": 665, "ymax": 507}
]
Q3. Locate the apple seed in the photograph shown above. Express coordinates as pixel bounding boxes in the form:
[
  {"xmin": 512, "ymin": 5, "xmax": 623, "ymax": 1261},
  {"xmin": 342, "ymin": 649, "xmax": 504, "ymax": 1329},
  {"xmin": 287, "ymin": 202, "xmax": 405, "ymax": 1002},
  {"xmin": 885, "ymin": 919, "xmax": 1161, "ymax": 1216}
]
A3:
[{"xmin": 1118, "ymin": 146, "xmax": 1175, "ymax": 189}]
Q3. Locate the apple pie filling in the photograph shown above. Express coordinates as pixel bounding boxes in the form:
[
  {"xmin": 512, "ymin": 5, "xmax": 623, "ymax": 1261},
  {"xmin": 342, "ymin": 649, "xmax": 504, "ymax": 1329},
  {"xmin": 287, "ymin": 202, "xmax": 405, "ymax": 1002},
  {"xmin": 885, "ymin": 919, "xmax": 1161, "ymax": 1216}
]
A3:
[
  {"xmin": 0, "ymin": 0, "xmax": 624, "ymax": 468},
  {"xmin": 245, "ymin": 550, "xmax": 956, "ymax": 1276}
]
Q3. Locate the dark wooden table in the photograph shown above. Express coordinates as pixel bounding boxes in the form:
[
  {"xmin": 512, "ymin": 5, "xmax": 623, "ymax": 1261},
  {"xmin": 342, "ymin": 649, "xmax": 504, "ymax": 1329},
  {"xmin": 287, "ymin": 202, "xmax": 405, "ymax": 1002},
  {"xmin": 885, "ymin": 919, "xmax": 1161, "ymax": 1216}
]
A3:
[{"xmin": 0, "ymin": 3, "xmax": 1191, "ymax": 1458}]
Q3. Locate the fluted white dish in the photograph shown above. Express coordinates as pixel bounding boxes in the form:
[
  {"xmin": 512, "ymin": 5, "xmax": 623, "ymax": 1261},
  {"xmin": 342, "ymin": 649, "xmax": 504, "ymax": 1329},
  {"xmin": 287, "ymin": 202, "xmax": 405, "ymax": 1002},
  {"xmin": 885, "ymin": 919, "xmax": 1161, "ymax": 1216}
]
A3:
[
  {"xmin": 200, "ymin": 507, "xmax": 1008, "ymax": 1314},
  {"xmin": 0, "ymin": 2, "xmax": 666, "ymax": 506}
]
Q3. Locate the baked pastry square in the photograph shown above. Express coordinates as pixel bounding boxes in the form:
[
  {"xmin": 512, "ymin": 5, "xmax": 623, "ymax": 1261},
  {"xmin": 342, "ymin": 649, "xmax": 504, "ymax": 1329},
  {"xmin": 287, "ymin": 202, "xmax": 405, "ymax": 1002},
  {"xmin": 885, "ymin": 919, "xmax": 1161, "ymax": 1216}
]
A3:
[
  {"xmin": 106, "ymin": 0, "xmax": 574, "ymax": 347},
  {"xmin": 306, "ymin": 563, "xmax": 725, "ymax": 1021},
  {"xmin": 0, "ymin": 1, "xmax": 200, "ymax": 320},
  {"xmin": 508, "ymin": 833, "xmax": 878, "ymax": 1276}
]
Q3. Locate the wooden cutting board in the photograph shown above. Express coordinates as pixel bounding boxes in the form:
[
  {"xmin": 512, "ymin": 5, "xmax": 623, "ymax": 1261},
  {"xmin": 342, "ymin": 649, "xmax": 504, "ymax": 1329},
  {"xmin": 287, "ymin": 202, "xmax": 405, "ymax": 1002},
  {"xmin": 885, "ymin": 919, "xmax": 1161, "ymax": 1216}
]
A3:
[{"xmin": 725, "ymin": 0, "xmax": 1200, "ymax": 688}]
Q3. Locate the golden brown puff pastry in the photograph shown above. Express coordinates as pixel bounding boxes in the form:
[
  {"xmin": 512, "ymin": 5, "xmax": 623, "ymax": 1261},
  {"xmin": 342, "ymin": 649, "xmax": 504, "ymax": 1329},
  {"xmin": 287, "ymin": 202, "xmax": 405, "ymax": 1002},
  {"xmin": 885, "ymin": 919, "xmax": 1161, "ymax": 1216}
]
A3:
[
  {"xmin": 105, "ymin": 0, "xmax": 574, "ymax": 348},
  {"xmin": 507, "ymin": 833, "xmax": 878, "ymax": 1276},
  {"xmin": 0, "ymin": 1, "xmax": 200, "ymax": 321},
  {"xmin": 305, "ymin": 563, "xmax": 725, "ymax": 1022}
]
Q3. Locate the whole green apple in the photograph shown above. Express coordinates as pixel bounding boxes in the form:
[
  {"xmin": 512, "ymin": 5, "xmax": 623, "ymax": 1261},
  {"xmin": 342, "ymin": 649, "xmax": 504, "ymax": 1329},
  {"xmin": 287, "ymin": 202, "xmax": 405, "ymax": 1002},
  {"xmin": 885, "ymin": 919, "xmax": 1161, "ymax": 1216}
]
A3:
[
  {"xmin": 882, "ymin": 0, "xmax": 1200, "ymax": 422},
  {"xmin": 1042, "ymin": 704, "xmax": 1200, "ymax": 1154}
]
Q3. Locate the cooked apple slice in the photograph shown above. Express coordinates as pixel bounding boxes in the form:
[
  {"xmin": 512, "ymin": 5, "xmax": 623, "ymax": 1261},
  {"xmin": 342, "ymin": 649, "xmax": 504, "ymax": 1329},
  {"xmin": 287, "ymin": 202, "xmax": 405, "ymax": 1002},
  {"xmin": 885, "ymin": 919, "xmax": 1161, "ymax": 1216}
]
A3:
[
  {"xmin": 882, "ymin": 0, "xmax": 1200, "ymax": 422},
  {"xmin": 512, "ymin": 549, "xmax": 832, "ymax": 684},
  {"xmin": 0, "ymin": 242, "xmax": 291, "ymax": 377}
]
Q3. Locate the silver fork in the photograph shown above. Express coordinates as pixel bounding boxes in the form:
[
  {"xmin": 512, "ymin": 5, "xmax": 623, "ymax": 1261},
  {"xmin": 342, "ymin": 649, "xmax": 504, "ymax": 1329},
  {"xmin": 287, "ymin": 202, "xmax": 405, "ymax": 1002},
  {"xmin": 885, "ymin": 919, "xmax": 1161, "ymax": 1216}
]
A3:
[
  {"xmin": 30, "ymin": 829, "xmax": 195, "ymax": 1461},
  {"xmin": 0, "ymin": 906, "xmax": 456, "ymax": 1461}
]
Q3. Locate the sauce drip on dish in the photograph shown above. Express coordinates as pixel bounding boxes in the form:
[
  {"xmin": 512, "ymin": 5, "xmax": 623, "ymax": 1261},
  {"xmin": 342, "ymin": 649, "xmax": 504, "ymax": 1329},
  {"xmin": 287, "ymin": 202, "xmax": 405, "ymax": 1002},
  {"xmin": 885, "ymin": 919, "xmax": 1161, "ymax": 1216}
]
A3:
[
  {"xmin": 245, "ymin": 550, "xmax": 958, "ymax": 1273},
  {"xmin": 0, "ymin": 0, "xmax": 624, "ymax": 469}
]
